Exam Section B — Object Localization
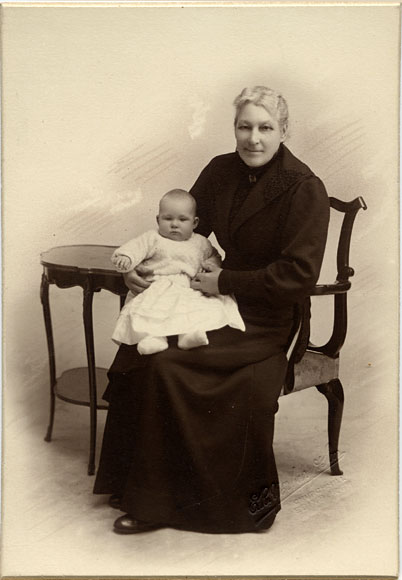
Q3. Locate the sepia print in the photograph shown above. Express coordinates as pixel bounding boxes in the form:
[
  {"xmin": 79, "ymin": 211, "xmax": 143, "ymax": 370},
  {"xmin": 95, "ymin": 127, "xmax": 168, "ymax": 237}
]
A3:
[{"xmin": 1, "ymin": 2, "xmax": 399, "ymax": 578}]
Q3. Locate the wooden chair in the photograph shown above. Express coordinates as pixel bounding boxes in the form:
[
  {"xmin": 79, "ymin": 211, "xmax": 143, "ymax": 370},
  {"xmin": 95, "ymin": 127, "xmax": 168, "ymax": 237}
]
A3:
[{"xmin": 281, "ymin": 196, "xmax": 367, "ymax": 476}]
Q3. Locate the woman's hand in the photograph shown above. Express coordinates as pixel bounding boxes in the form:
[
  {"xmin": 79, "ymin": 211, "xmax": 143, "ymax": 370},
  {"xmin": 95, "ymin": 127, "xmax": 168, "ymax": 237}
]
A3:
[
  {"xmin": 190, "ymin": 261, "xmax": 223, "ymax": 296},
  {"xmin": 202, "ymin": 256, "xmax": 222, "ymax": 271},
  {"xmin": 123, "ymin": 265, "xmax": 154, "ymax": 294}
]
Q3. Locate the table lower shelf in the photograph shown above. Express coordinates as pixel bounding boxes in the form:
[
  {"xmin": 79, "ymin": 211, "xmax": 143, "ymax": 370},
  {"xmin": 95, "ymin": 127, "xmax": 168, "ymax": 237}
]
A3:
[{"xmin": 55, "ymin": 367, "xmax": 109, "ymax": 410}]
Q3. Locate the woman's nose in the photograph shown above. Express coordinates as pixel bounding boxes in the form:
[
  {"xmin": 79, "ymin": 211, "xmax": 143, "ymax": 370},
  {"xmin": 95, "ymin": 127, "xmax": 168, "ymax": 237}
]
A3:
[{"xmin": 248, "ymin": 129, "xmax": 260, "ymax": 144}]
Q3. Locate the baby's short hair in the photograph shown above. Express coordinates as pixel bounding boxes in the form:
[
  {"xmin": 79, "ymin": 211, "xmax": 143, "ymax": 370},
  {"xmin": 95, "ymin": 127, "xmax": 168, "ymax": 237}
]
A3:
[{"xmin": 160, "ymin": 189, "xmax": 197, "ymax": 215}]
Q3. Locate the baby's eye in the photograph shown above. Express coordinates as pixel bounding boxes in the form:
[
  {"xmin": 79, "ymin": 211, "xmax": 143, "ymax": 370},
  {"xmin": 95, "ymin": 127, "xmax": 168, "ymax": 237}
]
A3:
[
  {"xmin": 237, "ymin": 125, "xmax": 249, "ymax": 130},
  {"xmin": 180, "ymin": 217, "xmax": 189, "ymax": 222}
]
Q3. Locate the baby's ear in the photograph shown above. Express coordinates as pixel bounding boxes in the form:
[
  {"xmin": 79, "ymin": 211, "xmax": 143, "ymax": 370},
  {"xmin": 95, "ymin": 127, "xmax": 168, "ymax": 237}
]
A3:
[
  {"xmin": 193, "ymin": 216, "xmax": 199, "ymax": 229},
  {"xmin": 156, "ymin": 215, "xmax": 160, "ymax": 225}
]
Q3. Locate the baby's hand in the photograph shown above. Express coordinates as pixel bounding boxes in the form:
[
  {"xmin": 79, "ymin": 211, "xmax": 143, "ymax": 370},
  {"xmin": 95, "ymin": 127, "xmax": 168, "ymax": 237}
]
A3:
[{"xmin": 114, "ymin": 255, "xmax": 132, "ymax": 271}]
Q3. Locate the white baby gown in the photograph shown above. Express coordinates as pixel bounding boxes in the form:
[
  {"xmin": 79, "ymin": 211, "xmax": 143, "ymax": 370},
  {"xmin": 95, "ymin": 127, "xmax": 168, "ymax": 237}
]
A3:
[{"xmin": 111, "ymin": 230, "xmax": 245, "ymax": 346}]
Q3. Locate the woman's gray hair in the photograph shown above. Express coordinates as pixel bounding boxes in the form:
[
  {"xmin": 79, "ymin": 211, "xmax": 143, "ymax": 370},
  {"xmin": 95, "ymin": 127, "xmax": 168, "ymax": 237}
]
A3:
[{"xmin": 233, "ymin": 86, "xmax": 289, "ymax": 134}]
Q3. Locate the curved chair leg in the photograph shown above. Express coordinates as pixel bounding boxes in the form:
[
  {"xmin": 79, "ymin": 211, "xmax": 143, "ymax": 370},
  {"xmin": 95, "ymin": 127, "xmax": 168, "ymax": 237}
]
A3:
[
  {"xmin": 316, "ymin": 379, "xmax": 344, "ymax": 476},
  {"xmin": 40, "ymin": 273, "xmax": 57, "ymax": 442}
]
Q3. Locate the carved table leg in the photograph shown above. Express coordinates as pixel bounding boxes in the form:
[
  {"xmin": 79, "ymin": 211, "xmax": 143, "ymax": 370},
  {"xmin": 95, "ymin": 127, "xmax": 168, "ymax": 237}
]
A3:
[
  {"xmin": 316, "ymin": 379, "xmax": 344, "ymax": 475},
  {"xmin": 83, "ymin": 282, "xmax": 97, "ymax": 476},
  {"xmin": 40, "ymin": 272, "xmax": 57, "ymax": 442}
]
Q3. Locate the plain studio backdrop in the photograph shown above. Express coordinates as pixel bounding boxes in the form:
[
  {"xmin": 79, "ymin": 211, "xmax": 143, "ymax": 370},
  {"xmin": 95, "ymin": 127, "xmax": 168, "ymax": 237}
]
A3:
[{"xmin": 2, "ymin": 3, "xmax": 399, "ymax": 577}]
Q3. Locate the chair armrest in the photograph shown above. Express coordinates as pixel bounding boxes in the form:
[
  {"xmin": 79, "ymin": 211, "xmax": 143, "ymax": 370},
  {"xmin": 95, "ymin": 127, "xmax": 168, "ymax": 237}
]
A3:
[
  {"xmin": 308, "ymin": 285, "xmax": 350, "ymax": 358},
  {"xmin": 311, "ymin": 280, "xmax": 351, "ymax": 296}
]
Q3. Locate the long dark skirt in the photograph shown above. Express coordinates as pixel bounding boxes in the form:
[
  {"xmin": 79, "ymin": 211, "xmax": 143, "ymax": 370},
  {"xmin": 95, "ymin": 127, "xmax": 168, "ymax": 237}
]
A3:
[{"xmin": 94, "ymin": 318, "xmax": 293, "ymax": 533}]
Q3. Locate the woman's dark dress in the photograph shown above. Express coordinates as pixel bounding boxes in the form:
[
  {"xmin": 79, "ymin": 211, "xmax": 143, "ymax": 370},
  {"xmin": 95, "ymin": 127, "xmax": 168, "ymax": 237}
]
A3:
[{"xmin": 93, "ymin": 144, "xmax": 330, "ymax": 533}]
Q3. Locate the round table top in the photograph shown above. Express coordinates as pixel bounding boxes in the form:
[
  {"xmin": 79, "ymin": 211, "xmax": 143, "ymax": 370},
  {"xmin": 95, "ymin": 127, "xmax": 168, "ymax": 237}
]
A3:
[{"xmin": 40, "ymin": 244, "xmax": 120, "ymax": 275}]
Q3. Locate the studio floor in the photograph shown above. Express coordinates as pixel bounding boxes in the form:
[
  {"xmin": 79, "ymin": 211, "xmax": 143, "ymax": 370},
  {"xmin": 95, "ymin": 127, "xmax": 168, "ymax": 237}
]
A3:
[{"xmin": 1, "ymin": 361, "xmax": 398, "ymax": 578}]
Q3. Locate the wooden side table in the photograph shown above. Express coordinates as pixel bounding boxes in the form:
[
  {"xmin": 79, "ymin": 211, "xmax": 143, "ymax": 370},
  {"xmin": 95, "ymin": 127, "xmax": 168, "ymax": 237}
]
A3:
[{"xmin": 40, "ymin": 245, "xmax": 128, "ymax": 475}]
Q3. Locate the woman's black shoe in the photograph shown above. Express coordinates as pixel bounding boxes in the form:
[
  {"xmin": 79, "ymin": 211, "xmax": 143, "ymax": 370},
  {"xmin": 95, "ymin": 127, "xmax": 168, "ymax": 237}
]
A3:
[
  {"xmin": 113, "ymin": 514, "xmax": 163, "ymax": 534},
  {"xmin": 108, "ymin": 494, "xmax": 122, "ymax": 509}
]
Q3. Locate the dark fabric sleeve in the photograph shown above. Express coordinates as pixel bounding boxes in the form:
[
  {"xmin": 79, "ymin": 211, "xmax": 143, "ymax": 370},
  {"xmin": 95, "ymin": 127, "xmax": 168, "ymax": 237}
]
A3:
[
  {"xmin": 218, "ymin": 177, "xmax": 330, "ymax": 307},
  {"xmin": 189, "ymin": 161, "xmax": 214, "ymax": 238}
]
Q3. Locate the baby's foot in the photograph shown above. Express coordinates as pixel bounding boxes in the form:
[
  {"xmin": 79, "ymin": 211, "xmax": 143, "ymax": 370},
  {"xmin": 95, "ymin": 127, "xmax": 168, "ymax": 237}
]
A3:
[
  {"xmin": 137, "ymin": 336, "xmax": 169, "ymax": 355},
  {"xmin": 178, "ymin": 330, "xmax": 209, "ymax": 350}
]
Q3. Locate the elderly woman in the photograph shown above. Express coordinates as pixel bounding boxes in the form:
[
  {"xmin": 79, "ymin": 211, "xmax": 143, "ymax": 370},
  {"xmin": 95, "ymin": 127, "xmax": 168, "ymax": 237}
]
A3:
[{"xmin": 93, "ymin": 86, "xmax": 330, "ymax": 534}]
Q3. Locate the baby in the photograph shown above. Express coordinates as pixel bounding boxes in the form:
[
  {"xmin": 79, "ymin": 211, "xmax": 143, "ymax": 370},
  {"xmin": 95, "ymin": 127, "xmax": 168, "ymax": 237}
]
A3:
[{"xmin": 112, "ymin": 188, "xmax": 245, "ymax": 355}]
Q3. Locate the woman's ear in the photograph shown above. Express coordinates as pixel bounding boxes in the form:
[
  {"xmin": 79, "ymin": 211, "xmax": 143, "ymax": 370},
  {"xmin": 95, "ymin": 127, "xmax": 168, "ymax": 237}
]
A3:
[
  {"xmin": 193, "ymin": 216, "xmax": 200, "ymax": 229},
  {"xmin": 280, "ymin": 122, "xmax": 288, "ymax": 142}
]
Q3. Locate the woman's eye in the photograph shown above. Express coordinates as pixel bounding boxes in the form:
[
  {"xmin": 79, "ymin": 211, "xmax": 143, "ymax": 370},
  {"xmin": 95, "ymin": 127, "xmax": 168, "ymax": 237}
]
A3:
[{"xmin": 260, "ymin": 126, "xmax": 273, "ymax": 132}]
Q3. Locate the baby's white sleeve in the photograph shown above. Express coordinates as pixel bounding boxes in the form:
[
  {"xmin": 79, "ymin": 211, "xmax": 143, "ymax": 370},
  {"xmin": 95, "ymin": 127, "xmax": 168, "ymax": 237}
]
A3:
[
  {"xmin": 111, "ymin": 230, "xmax": 155, "ymax": 272},
  {"xmin": 201, "ymin": 236, "xmax": 221, "ymax": 263}
]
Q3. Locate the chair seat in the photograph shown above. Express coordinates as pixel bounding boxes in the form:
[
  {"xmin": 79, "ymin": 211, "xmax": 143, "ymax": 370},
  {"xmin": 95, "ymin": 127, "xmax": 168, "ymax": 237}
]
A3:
[{"xmin": 281, "ymin": 350, "xmax": 339, "ymax": 396}]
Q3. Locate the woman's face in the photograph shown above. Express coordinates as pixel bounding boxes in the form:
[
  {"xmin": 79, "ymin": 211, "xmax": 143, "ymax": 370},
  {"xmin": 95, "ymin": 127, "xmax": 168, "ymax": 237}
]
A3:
[{"xmin": 234, "ymin": 103, "xmax": 285, "ymax": 168}]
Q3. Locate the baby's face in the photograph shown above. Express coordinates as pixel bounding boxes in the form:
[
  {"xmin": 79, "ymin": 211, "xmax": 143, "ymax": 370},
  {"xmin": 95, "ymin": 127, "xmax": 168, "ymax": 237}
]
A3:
[{"xmin": 157, "ymin": 198, "xmax": 198, "ymax": 241}]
